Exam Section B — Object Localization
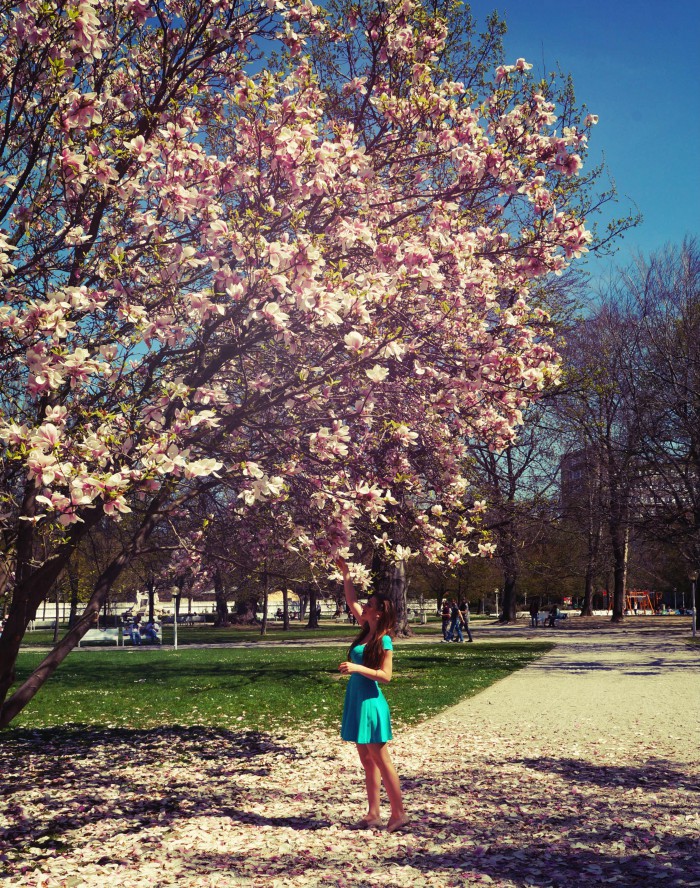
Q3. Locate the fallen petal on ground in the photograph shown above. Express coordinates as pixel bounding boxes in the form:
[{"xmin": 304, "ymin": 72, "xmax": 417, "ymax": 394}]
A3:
[{"xmin": 2, "ymin": 630, "xmax": 698, "ymax": 887}]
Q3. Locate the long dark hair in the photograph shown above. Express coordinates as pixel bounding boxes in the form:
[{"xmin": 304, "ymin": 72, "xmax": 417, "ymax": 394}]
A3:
[{"xmin": 348, "ymin": 593, "xmax": 396, "ymax": 669}]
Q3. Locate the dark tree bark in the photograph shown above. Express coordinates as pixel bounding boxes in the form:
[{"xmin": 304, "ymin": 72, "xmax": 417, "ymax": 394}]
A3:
[
  {"xmin": 67, "ymin": 563, "xmax": 80, "ymax": 628},
  {"xmin": 282, "ymin": 586, "xmax": 290, "ymax": 630},
  {"xmin": 581, "ymin": 569, "xmax": 595, "ymax": 617},
  {"xmin": 0, "ymin": 500, "xmax": 163, "ymax": 727},
  {"xmin": 306, "ymin": 582, "xmax": 319, "ymax": 629},
  {"xmin": 298, "ymin": 587, "xmax": 308, "ymax": 621},
  {"xmin": 214, "ymin": 568, "xmax": 230, "ymax": 627},
  {"xmin": 232, "ymin": 589, "xmax": 258, "ymax": 624},
  {"xmin": 372, "ymin": 552, "xmax": 411, "ymax": 637},
  {"xmin": 500, "ymin": 570, "xmax": 517, "ymax": 623},
  {"xmin": 0, "ymin": 508, "xmax": 104, "ymax": 715},
  {"xmin": 260, "ymin": 569, "xmax": 269, "ymax": 636},
  {"xmin": 580, "ymin": 507, "xmax": 603, "ymax": 617},
  {"xmin": 609, "ymin": 523, "xmax": 629, "ymax": 623}
]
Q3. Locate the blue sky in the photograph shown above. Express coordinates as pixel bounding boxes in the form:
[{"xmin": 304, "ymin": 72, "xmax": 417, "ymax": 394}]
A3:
[{"xmin": 469, "ymin": 0, "xmax": 700, "ymax": 280}]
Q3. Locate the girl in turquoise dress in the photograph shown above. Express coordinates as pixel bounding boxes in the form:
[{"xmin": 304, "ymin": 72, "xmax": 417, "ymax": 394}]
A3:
[{"xmin": 336, "ymin": 557, "xmax": 408, "ymax": 833}]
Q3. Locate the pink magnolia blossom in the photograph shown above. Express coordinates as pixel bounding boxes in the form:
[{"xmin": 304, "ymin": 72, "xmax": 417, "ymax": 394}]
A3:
[{"xmin": 0, "ymin": 0, "xmax": 612, "ymax": 724}]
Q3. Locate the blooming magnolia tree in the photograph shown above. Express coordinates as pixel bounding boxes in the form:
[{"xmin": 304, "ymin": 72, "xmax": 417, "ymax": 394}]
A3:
[{"xmin": 0, "ymin": 0, "xmax": 599, "ymax": 725}]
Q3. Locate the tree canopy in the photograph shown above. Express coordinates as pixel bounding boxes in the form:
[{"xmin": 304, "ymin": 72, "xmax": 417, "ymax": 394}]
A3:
[{"xmin": 0, "ymin": 0, "xmax": 609, "ymax": 724}]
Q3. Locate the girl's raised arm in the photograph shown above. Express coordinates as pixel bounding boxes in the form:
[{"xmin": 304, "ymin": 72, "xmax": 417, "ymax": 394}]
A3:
[{"xmin": 335, "ymin": 557, "xmax": 363, "ymax": 624}]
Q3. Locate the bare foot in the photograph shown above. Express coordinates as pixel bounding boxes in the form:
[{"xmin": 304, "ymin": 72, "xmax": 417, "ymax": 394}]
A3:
[
  {"xmin": 354, "ymin": 816, "xmax": 382, "ymax": 829},
  {"xmin": 386, "ymin": 813, "xmax": 410, "ymax": 833}
]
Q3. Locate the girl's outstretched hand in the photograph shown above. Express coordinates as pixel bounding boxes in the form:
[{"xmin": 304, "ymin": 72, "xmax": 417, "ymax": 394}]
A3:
[{"xmin": 334, "ymin": 556, "xmax": 349, "ymax": 576}]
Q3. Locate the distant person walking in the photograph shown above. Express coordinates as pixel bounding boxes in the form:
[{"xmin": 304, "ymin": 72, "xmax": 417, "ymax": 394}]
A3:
[
  {"xmin": 529, "ymin": 597, "xmax": 540, "ymax": 628},
  {"xmin": 335, "ymin": 557, "xmax": 408, "ymax": 833},
  {"xmin": 441, "ymin": 599, "xmax": 451, "ymax": 639},
  {"xmin": 444, "ymin": 600, "xmax": 464, "ymax": 643},
  {"xmin": 459, "ymin": 600, "xmax": 473, "ymax": 643}
]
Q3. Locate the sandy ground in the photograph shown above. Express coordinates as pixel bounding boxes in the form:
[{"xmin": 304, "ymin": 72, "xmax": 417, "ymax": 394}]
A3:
[
  {"xmin": 2, "ymin": 623, "xmax": 699, "ymax": 888},
  {"xmin": 440, "ymin": 623, "xmax": 699, "ymax": 755}
]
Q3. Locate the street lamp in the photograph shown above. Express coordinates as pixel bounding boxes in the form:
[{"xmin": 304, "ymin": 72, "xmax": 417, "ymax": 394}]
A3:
[
  {"xmin": 494, "ymin": 588, "xmax": 499, "ymax": 618},
  {"xmin": 689, "ymin": 570, "xmax": 698, "ymax": 638}
]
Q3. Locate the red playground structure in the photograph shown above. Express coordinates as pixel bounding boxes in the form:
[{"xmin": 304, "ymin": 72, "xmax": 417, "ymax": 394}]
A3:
[{"xmin": 602, "ymin": 589, "xmax": 663, "ymax": 614}]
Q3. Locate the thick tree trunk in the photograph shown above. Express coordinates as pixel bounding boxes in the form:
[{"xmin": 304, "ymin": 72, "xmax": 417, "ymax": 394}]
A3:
[
  {"xmin": 372, "ymin": 553, "xmax": 411, "ymax": 636},
  {"xmin": 306, "ymin": 583, "xmax": 319, "ymax": 629},
  {"xmin": 501, "ymin": 573, "xmax": 518, "ymax": 623},
  {"xmin": 496, "ymin": 520, "xmax": 519, "ymax": 623},
  {"xmin": 232, "ymin": 597, "xmax": 257, "ymax": 623},
  {"xmin": 580, "ymin": 570, "xmax": 595, "ymax": 616},
  {"xmin": 1, "ymin": 548, "xmax": 140, "ymax": 727},
  {"xmin": 0, "ymin": 492, "xmax": 109, "ymax": 714},
  {"xmin": 52, "ymin": 583, "xmax": 60, "ymax": 644},
  {"xmin": 0, "ymin": 559, "xmax": 13, "ymax": 619},
  {"xmin": 260, "ymin": 570, "xmax": 269, "ymax": 636},
  {"xmin": 214, "ymin": 568, "xmax": 230, "ymax": 627},
  {"xmin": 0, "ymin": 498, "xmax": 162, "ymax": 727},
  {"xmin": 282, "ymin": 587, "xmax": 290, "ymax": 630},
  {"xmin": 67, "ymin": 563, "xmax": 80, "ymax": 628},
  {"xmin": 298, "ymin": 589, "xmax": 308, "ymax": 621},
  {"xmin": 609, "ymin": 524, "xmax": 628, "ymax": 623},
  {"xmin": 0, "ymin": 544, "xmax": 86, "ymax": 710}
]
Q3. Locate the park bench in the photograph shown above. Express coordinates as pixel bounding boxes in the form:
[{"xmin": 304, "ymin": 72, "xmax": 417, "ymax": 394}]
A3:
[
  {"xmin": 79, "ymin": 628, "xmax": 121, "ymax": 647},
  {"xmin": 538, "ymin": 611, "xmax": 568, "ymax": 627},
  {"xmin": 122, "ymin": 626, "xmax": 162, "ymax": 645}
]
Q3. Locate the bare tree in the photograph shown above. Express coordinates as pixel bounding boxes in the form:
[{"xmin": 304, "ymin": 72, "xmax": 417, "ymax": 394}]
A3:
[
  {"xmin": 559, "ymin": 302, "xmax": 644, "ymax": 622},
  {"xmin": 470, "ymin": 401, "xmax": 566, "ymax": 622},
  {"xmin": 624, "ymin": 240, "xmax": 700, "ymax": 577}
]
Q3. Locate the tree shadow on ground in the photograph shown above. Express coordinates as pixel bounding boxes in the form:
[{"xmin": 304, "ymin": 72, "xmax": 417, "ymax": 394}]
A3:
[
  {"xmin": 526, "ymin": 638, "xmax": 698, "ymax": 675},
  {"xmin": 0, "ymin": 725, "xmax": 304, "ymax": 854},
  {"xmin": 384, "ymin": 831, "xmax": 697, "ymax": 888},
  {"xmin": 3, "ymin": 728, "xmax": 698, "ymax": 888},
  {"xmin": 518, "ymin": 756, "xmax": 699, "ymax": 794},
  {"xmin": 385, "ymin": 758, "xmax": 699, "ymax": 885}
]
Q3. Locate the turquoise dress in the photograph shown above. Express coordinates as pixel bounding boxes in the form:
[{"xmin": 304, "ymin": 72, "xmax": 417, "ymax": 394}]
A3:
[{"xmin": 341, "ymin": 635, "xmax": 394, "ymax": 744}]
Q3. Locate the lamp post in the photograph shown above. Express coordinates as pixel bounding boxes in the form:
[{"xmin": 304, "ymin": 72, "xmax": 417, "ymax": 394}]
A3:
[
  {"xmin": 689, "ymin": 570, "xmax": 698, "ymax": 638},
  {"xmin": 495, "ymin": 588, "xmax": 499, "ymax": 618}
]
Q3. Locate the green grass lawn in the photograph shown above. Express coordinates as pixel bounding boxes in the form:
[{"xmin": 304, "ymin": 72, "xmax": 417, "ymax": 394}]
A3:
[{"xmin": 8, "ymin": 641, "xmax": 551, "ymax": 734}]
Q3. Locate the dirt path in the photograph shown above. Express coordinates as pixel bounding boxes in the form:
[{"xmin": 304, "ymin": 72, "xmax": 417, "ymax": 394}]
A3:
[
  {"xmin": 438, "ymin": 625, "xmax": 699, "ymax": 755},
  {"xmin": 2, "ymin": 627, "xmax": 699, "ymax": 888}
]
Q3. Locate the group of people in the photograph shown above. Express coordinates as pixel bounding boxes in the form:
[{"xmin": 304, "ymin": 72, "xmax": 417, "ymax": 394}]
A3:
[
  {"xmin": 528, "ymin": 599, "xmax": 561, "ymax": 628},
  {"xmin": 440, "ymin": 599, "xmax": 474, "ymax": 643},
  {"xmin": 127, "ymin": 616, "xmax": 160, "ymax": 645}
]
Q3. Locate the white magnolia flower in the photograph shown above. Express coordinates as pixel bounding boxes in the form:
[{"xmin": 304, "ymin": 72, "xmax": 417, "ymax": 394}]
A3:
[{"xmin": 365, "ymin": 364, "xmax": 388, "ymax": 383}]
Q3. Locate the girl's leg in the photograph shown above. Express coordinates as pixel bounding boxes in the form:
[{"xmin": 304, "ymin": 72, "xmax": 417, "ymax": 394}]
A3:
[
  {"xmin": 356, "ymin": 744, "xmax": 381, "ymax": 822},
  {"xmin": 367, "ymin": 743, "xmax": 408, "ymax": 830}
]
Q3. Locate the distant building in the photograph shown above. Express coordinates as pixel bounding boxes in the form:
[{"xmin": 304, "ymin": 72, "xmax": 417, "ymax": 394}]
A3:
[
  {"xmin": 560, "ymin": 447, "xmax": 601, "ymax": 515},
  {"xmin": 560, "ymin": 446, "xmax": 691, "ymax": 522}
]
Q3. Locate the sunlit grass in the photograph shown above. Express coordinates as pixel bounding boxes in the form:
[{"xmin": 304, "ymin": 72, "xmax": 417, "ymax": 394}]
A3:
[{"xmin": 8, "ymin": 642, "xmax": 552, "ymax": 733}]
